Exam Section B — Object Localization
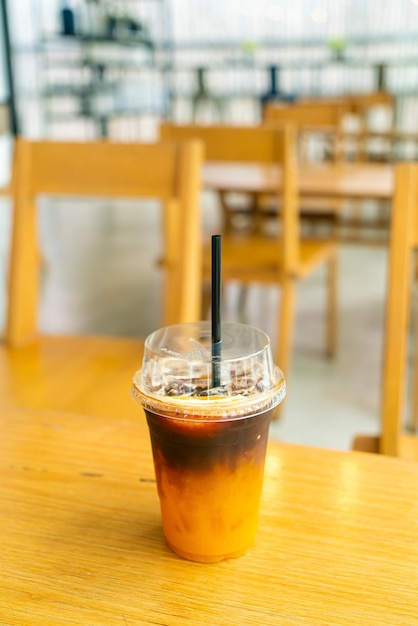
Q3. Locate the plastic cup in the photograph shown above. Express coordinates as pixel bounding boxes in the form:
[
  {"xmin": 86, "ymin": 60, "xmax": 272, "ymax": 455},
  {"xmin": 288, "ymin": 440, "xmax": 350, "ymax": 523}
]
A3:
[{"xmin": 131, "ymin": 321, "xmax": 286, "ymax": 563}]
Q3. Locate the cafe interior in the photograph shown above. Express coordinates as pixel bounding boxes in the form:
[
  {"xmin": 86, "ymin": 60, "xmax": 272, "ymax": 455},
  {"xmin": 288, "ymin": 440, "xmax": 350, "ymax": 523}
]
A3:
[{"xmin": 1, "ymin": 0, "xmax": 418, "ymax": 623}]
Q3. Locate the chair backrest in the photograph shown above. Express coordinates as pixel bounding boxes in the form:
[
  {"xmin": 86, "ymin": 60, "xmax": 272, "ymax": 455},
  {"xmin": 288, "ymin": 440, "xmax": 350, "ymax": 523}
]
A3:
[
  {"xmin": 263, "ymin": 100, "xmax": 349, "ymax": 128},
  {"xmin": 344, "ymin": 91, "xmax": 395, "ymax": 161},
  {"xmin": 345, "ymin": 90, "xmax": 394, "ymax": 116},
  {"xmin": 275, "ymin": 92, "xmax": 393, "ymax": 124},
  {"xmin": 262, "ymin": 100, "xmax": 350, "ymax": 162},
  {"xmin": 380, "ymin": 162, "xmax": 418, "ymax": 456},
  {"xmin": 160, "ymin": 122, "xmax": 299, "ymax": 272},
  {"xmin": 6, "ymin": 137, "xmax": 204, "ymax": 348}
]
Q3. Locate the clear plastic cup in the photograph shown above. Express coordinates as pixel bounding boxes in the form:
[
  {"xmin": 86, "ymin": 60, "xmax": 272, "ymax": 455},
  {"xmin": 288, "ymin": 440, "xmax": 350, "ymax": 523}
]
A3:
[{"xmin": 131, "ymin": 321, "xmax": 286, "ymax": 563}]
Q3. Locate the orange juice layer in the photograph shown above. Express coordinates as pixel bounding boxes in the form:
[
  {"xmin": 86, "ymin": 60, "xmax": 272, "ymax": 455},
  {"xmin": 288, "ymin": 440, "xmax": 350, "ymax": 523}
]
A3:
[
  {"xmin": 144, "ymin": 406, "xmax": 275, "ymax": 562},
  {"xmin": 155, "ymin": 449, "xmax": 265, "ymax": 562}
]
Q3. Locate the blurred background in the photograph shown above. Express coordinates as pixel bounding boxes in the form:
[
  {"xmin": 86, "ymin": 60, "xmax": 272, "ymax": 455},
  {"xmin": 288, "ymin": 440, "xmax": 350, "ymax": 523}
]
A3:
[
  {"xmin": 1, "ymin": 0, "xmax": 418, "ymax": 449},
  {"xmin": 3, "ymin": 0, "xmax": 418, "ymax": 139}
]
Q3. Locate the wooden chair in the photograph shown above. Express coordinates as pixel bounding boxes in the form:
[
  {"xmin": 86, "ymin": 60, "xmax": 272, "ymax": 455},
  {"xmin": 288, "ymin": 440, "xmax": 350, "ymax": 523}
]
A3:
[
  {"xmin": 353, "ymin": 162, "xmax": 418, "ymax": 460},
  {"xmin": 270, "ymin": 92, "xmax": 395, "ymax": 161},
  {"xmin": 161, "ymin": 120, "xmax": 282, "ymax": 237},
  {"xmin": 1, "ymin": 137, "xmax": 203, "ymax": 417},
  {"xmin": 263, "ymin": 99, "xmax": 350, "ymax": 162},
  {"xmin": 160, "ymin": 122, "xmax": 338, "ymax": 384},
  {"xmin": 344, "ymin": 91, "xmax": 395, "ymax": 162},
  {"xmin": 262, "ymin": 100, "xmax": 352, "ymax": 239},
  {"xmin": 345, "ymin": 92, "xmax": 395, "ymax": 243},
  {"xmin": 264, "ymin": 97, "xmax": 394, "ymax": 245}
]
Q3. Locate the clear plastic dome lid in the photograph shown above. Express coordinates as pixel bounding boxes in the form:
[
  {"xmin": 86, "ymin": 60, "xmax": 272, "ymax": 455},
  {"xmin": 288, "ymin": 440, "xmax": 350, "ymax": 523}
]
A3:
[{"xmin": 131, "ymin": 321, "xmax": 286, "ymax": 419}]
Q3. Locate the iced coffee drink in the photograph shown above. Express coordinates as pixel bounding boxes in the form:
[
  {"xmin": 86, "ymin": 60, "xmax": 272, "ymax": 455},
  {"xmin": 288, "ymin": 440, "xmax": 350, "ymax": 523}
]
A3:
[{"xmin": 131, "ymin": 321, "xmax": 285, "ymax": 563}]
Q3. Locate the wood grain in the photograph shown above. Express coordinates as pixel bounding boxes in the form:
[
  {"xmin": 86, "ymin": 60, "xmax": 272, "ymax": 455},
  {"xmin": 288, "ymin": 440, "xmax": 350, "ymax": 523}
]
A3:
[
  {"xmin": 1, "ymin": 405, "xmax": 418, "ymax": 625},
  {"xmin": 0, "ymin": 336, "xmax": 145, "ymax": 420}
]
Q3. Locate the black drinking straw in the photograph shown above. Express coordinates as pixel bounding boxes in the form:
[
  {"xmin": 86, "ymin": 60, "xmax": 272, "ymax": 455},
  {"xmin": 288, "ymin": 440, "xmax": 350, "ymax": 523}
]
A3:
[{"xmin": 211, "ymin": 234, "xmax": 222, "ymax": 388}]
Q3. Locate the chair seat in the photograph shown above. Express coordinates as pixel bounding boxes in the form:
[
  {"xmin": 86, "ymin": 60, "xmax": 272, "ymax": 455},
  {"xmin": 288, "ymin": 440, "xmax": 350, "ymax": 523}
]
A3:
[
  {"xmin": 203, "ymin": 235, "xmax": 337, "ymax": 282},
  {"xmin": 0, "ymin": 335, "xmax": 145, "ymax": 419}
]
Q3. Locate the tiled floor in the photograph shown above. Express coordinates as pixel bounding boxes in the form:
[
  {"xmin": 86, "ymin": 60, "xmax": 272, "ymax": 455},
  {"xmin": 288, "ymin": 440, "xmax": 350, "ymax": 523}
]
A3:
[{"xmin": 0, "ymin": 183, "xmax": 389, "ymax": 452}]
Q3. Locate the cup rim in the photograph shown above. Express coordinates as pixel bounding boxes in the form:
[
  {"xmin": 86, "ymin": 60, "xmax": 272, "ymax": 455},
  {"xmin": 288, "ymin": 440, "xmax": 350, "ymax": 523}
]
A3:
[{"xmin": 131, "ymin": 367, "xmax": 286, "ymax": 421}]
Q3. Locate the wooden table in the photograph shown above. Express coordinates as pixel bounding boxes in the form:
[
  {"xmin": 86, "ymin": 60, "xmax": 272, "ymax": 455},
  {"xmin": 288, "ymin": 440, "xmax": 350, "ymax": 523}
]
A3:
[
  {"xmin": 203, "ymin": 161, "xmax": 394, "ymax": 243},
  {"xmin": 2, "ymin": 406, "xmax": 418, "ymax": 625},
  {"xmin": 203, "ymin": 161, "xmax": 394, "ymax": 201}
]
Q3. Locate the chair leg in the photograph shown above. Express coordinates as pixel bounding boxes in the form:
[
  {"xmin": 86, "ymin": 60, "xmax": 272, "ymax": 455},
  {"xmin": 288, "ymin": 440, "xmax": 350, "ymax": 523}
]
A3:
[
  {"xmin": 237, "ymin": 285, "xmax": 249, "ymax": 323},
  {"xmin": 277, "ymin": 279, "xmax": 296, "ymax": 376},
  {"xmin": 201, "ymin": 283, "xmax": 211, "ymax": 320},
  {"xmin": 409, "ymin": 285, "xmax": 418, "ymax": 432},
  {"xmin": 326, "ymin": 253, "xmax": 338, "ymax": 358},
  {"xmin": 218, "ymin": 191, "xmax": 234, "ymax": 235},
  {"xmin": 273, "ymin": 279, "xmax": 296, "ymax": 420},
  {"xmin": 201, "ymin": 283, "xmax": 230, "ymax": 321}
]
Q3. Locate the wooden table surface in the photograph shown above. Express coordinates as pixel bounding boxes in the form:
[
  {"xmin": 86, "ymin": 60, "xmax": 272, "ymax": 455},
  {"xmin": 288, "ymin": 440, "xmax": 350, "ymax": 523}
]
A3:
[
  {"xmin": 1, "ymin": 405, "xmax": 418, "ymax": 625},
  {"xmin": 203, "ymin": 161, "xmax": 394, "ymax": 201}
]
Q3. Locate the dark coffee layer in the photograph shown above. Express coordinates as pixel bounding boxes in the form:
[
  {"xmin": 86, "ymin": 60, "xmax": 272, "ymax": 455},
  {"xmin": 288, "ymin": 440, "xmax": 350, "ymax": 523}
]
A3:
[{"xmin": 145, "ymin": 407, "xmax": 276, "ymax": 472}]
